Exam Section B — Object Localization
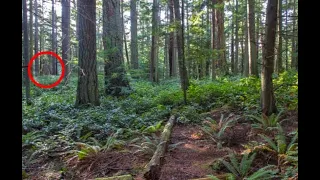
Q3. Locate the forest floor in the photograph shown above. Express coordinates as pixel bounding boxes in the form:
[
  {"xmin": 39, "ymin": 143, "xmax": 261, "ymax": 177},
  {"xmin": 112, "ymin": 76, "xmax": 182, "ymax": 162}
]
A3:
[
  {"xmin": 24, "ymin": 108, "xmax": 297, "ymax": 180},
  {"xmin": 22, "ymin": 71, "xmax": 298, "ymax": 180}
]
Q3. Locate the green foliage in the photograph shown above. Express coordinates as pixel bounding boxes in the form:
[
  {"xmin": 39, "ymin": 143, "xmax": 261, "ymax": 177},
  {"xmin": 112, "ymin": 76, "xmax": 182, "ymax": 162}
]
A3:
[
  {"xmin": 201, "ymin": 114, "xmax": 238, "ymax": 148},
  {"xmin": 210, "ymin": 153, "xmax": 278, "ymax": 179},
  {"xmin": 130, "ymin": 135, "xmax": 159, "ymax": 157},
  {"xmin": 258, "ymin": 124, "xmax": 298, "ymax": 166},
  {"xmin": 69, "ymin": 133, "xmax": 126, "ymax": 160},
  {"xmin": 247, "ymin": 110, "xmax": 284, "ymax": 131},
  {"xmin": 175, "ymin": 105, "xmax": 202, "ymax": 124},
  {"xmin": 142, "ymin": 120, "xmax": 163, "ymax": 134}
]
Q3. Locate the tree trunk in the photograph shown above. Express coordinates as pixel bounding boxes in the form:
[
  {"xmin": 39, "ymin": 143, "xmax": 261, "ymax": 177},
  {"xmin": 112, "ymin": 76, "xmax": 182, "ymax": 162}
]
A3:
[
  {"xmin": 206, "ymin": 4, "xmax": 210, "ymax": 77},
  {"xmin": 285, "ymin": 0, "xmax": 288, "ymax": 70},
  {"xmin": 241, "ymin": 21, "xmax": 245, "ymax": 74},
  {"xmin": 130, "ymin": 0, "xmax": 138, "ymax": 69},
  {"xmin": 62, "ymin": 0, "xmax": 70, "ymax": 80},
  {"xmin": 51, "ymin": 0, "xmax": 57, "ymax": 75},
  {"xmin": 186, "ymin": 0, "xmax": 191, "ymax": 76},
  {"xmin": 234, "ymin": 0, "xmax": 239, "ymax": 74},
  {"xmin": 168, "ymin": 0, "xmax": 177, "ymax": 77},
  {"xmin": 230, "ymin": 4, "xmax": 234, "ymax": 74},
  {"xmin": 29, "ymin": 0, "xmax": 33, "ymax": 74},
  {"xmin": 122, "ymin": 1, "xmax": 130, "ymax": 69},
  {"xmin": 75, "ymin": 0, "xmax": 100, "ymax": 106},
  {"xmin": 216, "ymin": 0, "xmax": 226, "ymax": 74},
  {"xmin": 276, "ymin": 0, "xmax": 283, "ymax": 73},
  {"xmin": 173, "ymin": 0, "xmax": 189, "ymax": 97},
  {"xmin": 103, "ymin": 0, "xmax": 131, "ymax": 96},
  {"xmin": 23, "ymin": 0, "xmax": 31, "ymax": 105},
  {"xmin": 256, "ymin": 14, "xmax": 260, "ymax": 74},
  {"xmin": 150, "ymin": 0, "xmax": 159, "ymax": 83},
  {"xmin": 261, "ymin": 0, "xmax": 278, "ymax": 116},
  {"xmin": 244, "ymin": 1, "xmax": 249, "ymax": 77},
  {"xmin": 291, "ymin": 0, "xmax": 297, "ymax": 69},
  {"xmin": 34, "ymin": 0, "xmax": 39, "ymax": 76},
  {"xmin": 211, "ymin": 0, "xmax": 216, "ymax": 80},
  {"xmin": 248, "ymin": 0, "xmax": 258, "ymax": 76}
]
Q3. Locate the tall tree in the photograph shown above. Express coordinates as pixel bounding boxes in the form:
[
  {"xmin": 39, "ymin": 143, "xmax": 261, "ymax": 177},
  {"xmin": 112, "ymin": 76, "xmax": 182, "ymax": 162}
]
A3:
[
  {"xmin": 122, "ymin": 1, "xmax": 130, "ymax": 69},
  {"xmin": 150, "ymin": 0, "xmax": 159, "ymax": 82},
  {"xmin": 211, "ymin": 0, "xmax": 216, "ymax": 80},
  {"xmin": 234, "ymin": 0, "xmax": 239, "ymax": 74},
  {"xmin": 34, "ymin": 0, "xmax": 39, "ymax": 76},
  {"xmin": 103, "ymin": 0, "xmax": 131, "ymax": 96},
  {"xmin": 261, "ymin": 0, "xmax": 278, "ymax": 116},
  {"xmin": 243, "ymin": 0, "xmax": 249, "ymax": 76},
  {"xmin": 248, "ymin": 0, "xmax": 258, "ymax": 76},
  {"xmin": 276, "ymin": 0, "xmax": 283, "ymax": 73},
  {"xmin": 173, "ymin": 0, "xmax": 189, "ymax": 102},
  {"xmin": 216, "ymin": 0, "xmax": 226, "ymax": 74},
  {"xmin": 230, "ymin": 2, "xmax": 235, "ymax": 74},
  {"xmin": 130, "ymin": 0, "xmax": 139, "ymax": 69},
  {"xmin": 62, "ymin": 0, "xmax": 70, "ymax": 79},
  {"xmin": 51, "ymin": 0, "xmax": 57, "ymax": 75},
  {"xmin": 29, "ymin": 0, "xmax": 33, "ymax": 71},
  {"xmin": 23, "ymin": 0, "xmax": 31, "ymax": 105},
  {"xmin": 75, "ymin": 0, "xmax": 100, "ymax": 106},
  {"xmin": 291, "ymin": 0, "xmax": 297, "ymax": 69},
  {"xmin": 168, "ymin": 0, "xmax": 177, "ymax": 77},
  {"xmin": 285, "ymin": 0, "xmax": 288, "ymax": 70}
]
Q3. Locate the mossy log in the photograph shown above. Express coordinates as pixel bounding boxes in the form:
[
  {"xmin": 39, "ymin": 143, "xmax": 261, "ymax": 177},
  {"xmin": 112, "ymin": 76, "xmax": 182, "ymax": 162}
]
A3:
[{"xmin": 143, "ymin": 115, "xmax": 175, "ymax": 180}]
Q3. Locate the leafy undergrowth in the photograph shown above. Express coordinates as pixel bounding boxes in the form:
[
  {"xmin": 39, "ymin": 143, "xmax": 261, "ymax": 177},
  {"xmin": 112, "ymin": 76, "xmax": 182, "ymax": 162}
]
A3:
[{"xmin": 22, "ymin": 71, "xmax": 297, "ymax": 179}]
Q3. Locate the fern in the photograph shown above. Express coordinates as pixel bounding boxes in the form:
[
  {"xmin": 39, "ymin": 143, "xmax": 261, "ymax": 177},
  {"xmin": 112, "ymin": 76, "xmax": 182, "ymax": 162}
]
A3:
[
  {"xmin": 130, "ymin": 135, "xmax": 159, "ymax": 157},
  {"xmin": 258, "ymin": 124, "xmax": 298, "ymax": 166},
  {"xmin": 209, "ymin": 153, "xmax": 277, "ymax": 180},
  {"xmin": 246, "ymin": 165, "xmax": 278, "ymax": 180},
  {"xmin": 201, "ymin": 114, "xmax": 238, "ymax": 148},
  {"xmin": 247, "ymin": 110, "xmax": 283, "ymax": 131}
]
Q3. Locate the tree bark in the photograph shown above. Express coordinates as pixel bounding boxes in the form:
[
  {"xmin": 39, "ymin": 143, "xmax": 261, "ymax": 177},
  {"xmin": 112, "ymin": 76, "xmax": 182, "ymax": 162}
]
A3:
[
  {"xmin": 291, "ymin": 0, "xmax": 297, "ymax": 69},
  {"xmin": 103, "ymin": 0, "xmax": 131, "ymax": 96},
  {"xmin": 173, "ymin": 0, "xmax": 189, "ymax": 98},
  {"xmin": 248, "ymin": 0, "xmax": 258, "ymax": 76},
  {"xmin": 34, "ymin": 0, "xmax": 39, "ymax": 76},
  {"xmin": 168, "ymin": 0, "xmax": 176, "ymax": 77},
  {"xmin": 216, "ymin": 0, "xmax": 226, "ymax": 74},
  {"xmin": 244, "ymin": 0, "xmax": 249, "ymax": 76},
  {"xmin": 211, "ymin": 0, "xmax": 216, "ymax": 80},
  {"xmin": 122, "ymin": 1, "xmax": 130, "ymax": 69},
  {"xmin": 51, "ymin": 0, "xmax": 57, "ymax": 75},
  {"xmin": 29, "ymin": 0, "xmax": 33, "ymax": 74},
  {"xmin": 75, "ymin": 0, "xmax": 100, "ymax": 106},
  {"xmin": 62, "ymin": 0, "xmax": 70, "ymax": 80},
  {"xmin": 276, "ymin": 0, "xmax": 283, "ymax": 73},
  {"xmin": 23, "ymin": 0, "xmax": 31, "ymax": 105},
  {"xmin": 261, "ymin": 0, "xmax": 278, "ymax": 116},
  {"xmin": 230, "ymin": 4, "xmax": 234, "ymax": 74},
  {"xmin": 234, "ymin": 0, "xmax": 239, "ymax": 74},
  {"xmin": 150, "ymin": 0, "xmax": 159, "ymax": 83},
  {"xmin": 130, "ymin": 0, "xmax": 138, "ymax": 69},
  {"xmin": 285, "ymin": 0, "xmax": 288, "ymax": 70},
  {"xmin": 143, "ymin": 116, "xmax": 175, "ymax": 180}
]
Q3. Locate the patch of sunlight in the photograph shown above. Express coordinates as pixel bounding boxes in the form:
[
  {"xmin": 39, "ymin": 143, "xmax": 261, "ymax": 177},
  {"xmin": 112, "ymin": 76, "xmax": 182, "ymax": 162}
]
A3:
[
  {"xmin": 190, "ymin": 132, "xmax": 203, "ymax": 140},
  {"xmin": 183, "ymin": 143, "xmax": 208, "ymax": 152}
]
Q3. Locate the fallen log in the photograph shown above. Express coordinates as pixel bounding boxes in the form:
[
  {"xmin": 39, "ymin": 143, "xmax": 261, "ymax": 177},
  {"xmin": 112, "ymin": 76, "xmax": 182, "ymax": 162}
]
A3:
[{"xmin": 143, "ymin": 115, "xmax": 175, "ymax": 180}]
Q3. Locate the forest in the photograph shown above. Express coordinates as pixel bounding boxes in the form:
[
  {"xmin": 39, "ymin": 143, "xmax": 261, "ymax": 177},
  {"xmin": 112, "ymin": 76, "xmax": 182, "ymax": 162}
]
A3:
[{"xmin": 22, "ymin": 0, "xmax": 298, "ymax": 179}]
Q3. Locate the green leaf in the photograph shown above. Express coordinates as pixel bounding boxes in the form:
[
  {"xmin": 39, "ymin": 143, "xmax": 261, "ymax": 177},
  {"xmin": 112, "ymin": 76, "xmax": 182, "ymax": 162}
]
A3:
[
  {"xmin": 258, "ymin": 134, "xmax": 277, "ymax": 152},
  {"xmin": 220, "ymin": 159, "xmax": 239, "ymax": 177}
]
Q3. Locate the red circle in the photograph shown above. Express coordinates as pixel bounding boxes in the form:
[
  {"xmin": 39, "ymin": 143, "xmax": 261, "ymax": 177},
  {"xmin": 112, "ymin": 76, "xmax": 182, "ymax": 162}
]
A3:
[{"xmin": 28, "ymin": 51, "xmax": 65, "ymax": 89}]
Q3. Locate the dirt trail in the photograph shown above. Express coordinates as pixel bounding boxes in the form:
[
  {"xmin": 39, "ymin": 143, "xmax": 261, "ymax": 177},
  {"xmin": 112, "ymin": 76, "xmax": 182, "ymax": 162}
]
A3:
[{"xmin": 159, "ymin": 124, "xmax": 228, "ymax": 180}]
